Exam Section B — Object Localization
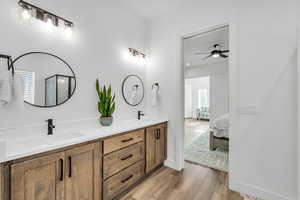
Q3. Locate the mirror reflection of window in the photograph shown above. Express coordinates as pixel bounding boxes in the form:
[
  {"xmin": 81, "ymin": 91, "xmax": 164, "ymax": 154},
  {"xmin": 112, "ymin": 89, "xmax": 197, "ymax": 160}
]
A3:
[{"xmin": 15, "ymin": 70, "xmax": 35, "ymax": 104}]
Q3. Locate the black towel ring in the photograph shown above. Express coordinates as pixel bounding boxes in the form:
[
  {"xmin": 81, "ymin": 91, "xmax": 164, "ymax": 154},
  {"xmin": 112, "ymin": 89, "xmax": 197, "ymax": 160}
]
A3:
[{"xmin": 152, "ymin": 83, "xmax": 159, "ymax": 91}]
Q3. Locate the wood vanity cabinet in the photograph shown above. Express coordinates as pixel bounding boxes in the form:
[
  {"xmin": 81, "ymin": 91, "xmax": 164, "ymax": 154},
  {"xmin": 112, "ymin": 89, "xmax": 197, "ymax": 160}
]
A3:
[
  {"xmin": 0, "ymin": 164, "xmax": 8, "ymax": 200},
  {"xmin": 146, "ymin": 123, "xmax": 167, "ymax": 173},
  {"xmin": 10, "ymin": 142, "xmax": 102, "ymax": 200},
  {"xmin": 102, "ymin": 129, "xmax": 145, "ymax": 200},
  {"xmin": 65, "ymin": 142, "xmax": 101, "ymax": 200},
  {"xmin": 2, "ymin": 122, "xmax": 168, "ymax": 200},
  {"xmin": 10, "ymin": 152, "xmax": 66, "ymax": 200}
]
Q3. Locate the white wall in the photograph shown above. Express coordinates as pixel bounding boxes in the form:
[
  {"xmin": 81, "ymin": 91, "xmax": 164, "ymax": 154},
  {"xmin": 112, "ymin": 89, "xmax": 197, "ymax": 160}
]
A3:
[
  {"xmin": 145, "ymin": 0, "xmax": 298, "ymax": 200},
  {"xmin": 185, "ymin": 76, "xmax": 209, "ymax": 118},
  {"xmin": 185, "ymin": 61, "xmax": 228, "ymax": 78},
  {"xmin": 297, "ymin": 1, "xmax": 300, "ymax": 199},
  {"xmin": 184, "ymin": 83, "xmax": 192, "ymax": 118},
  {"xmin": 209, "ymin": 74, "xmax": 229, "ymax": 124},
  {"xmin": 0, "ymin": 0, "xmax": 147, "ymax": 129}
]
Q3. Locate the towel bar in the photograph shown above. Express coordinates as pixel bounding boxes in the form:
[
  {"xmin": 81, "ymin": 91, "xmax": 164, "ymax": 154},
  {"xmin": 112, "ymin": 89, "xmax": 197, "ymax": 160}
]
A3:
[
  {"xmin": 152, "ymin": 83, "xmax": 159, "ymax": 91},
  {"xmin": 0, "ymin": 54, "xmax": 14, "ymax": 75}
]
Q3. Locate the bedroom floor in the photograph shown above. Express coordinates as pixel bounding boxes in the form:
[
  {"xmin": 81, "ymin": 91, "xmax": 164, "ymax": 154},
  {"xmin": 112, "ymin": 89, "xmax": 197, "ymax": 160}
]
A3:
[
  {"xmin": 184, "ymin": 119, "xmax": 229, "ymax": 172},
  {"xmin": 184, "ymin": 119, "xmax": 209, "ymax": 146}
]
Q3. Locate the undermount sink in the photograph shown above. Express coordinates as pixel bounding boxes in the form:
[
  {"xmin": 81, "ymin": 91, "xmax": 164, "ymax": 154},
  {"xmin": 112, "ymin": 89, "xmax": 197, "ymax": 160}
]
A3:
[{"xmin": 7, "ymin": 132, "xmax": 84, "ymax": 148}]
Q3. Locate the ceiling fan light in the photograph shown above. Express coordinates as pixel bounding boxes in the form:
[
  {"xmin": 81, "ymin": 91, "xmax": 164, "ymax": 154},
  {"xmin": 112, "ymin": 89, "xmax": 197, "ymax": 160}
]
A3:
[{"xmin": 212, "ymin": 53, "xmax": 220, "ymax": 58}]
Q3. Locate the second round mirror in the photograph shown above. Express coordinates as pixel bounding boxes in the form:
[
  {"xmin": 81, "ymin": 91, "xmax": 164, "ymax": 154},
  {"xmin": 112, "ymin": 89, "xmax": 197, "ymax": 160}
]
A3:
[{"xmin": 122, "ymin": 75, "xmax": 144, "ymax": 106}]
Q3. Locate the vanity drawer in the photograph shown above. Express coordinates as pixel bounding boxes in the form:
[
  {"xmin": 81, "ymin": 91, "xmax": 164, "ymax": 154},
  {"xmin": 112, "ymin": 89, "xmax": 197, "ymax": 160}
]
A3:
[
  {"xmin": 103, "ymin": 129, "xmax": 145, "ymax": 155},
  {"xmin": 103, "ymin": 142, "xmax": 144, "ymax": 179},
  {"xmin": 103, "ymin": 160, "xmax": 145, "ymax": 200}
]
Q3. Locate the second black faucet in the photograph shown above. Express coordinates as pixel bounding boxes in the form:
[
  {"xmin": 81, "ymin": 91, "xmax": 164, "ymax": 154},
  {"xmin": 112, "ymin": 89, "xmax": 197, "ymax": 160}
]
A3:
[
  {"xmin": 138, "ymin": 111, "xmax": 144, "ymax": 120},
  {"xmin": 46, "ymin": 119, "xmax": 55, "ymax": 135}
]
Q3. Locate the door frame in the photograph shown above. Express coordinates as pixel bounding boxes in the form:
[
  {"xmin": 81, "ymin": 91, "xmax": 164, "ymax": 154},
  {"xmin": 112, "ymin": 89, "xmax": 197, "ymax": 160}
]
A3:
[
  {"xmin": 297, "ymin": 12, "xmax": 300, "ymax": 200},
  {"xmin": 179, "ymin": 22, "xmax": 240, "ymax": 179}
]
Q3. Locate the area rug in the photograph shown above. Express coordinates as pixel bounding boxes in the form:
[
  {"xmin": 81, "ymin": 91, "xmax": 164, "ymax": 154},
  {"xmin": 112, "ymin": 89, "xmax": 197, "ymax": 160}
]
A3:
[{"xmin": 184, "ymin": 131, "xmax": 229, "ymax": 172}]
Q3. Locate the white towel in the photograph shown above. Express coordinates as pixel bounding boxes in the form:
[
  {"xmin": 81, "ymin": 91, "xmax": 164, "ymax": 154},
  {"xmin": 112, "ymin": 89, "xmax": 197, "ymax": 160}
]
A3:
[
  {"xmin": 0, "ymin": 71, "xmax": 12, "ymax": 106},
  {"xmin": 130, "ymin": 87, "xmax": 138, "ymax": 105},
  {"xmin": 151, "ymin": 85, "xmax": 159, "ymax": 107},
  {"xmin": 11, "ymin": 74, "xmax": 24, "ymax": 109}
]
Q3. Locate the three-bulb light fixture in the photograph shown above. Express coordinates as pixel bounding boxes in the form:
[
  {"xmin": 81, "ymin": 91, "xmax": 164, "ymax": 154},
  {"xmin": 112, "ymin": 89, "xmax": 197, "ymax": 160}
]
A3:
[
  {"xmin": 19, "ymin": 0, "xmax": 74, "ymax": 37},
  {"xmin": 128, "ymin": 48, "xmax": 146, "ymax": 65}
]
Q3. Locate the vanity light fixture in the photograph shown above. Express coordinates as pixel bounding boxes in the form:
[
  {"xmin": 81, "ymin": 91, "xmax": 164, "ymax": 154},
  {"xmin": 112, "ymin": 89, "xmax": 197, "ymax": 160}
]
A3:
[
  {"xmin": 128, "ymin": 48, "xmax": 146, "ymax": 65},
  {"xmin": 45, "ymin": 14, "xmax": 54, "ymax": 30},
  {"xmin": 64, "ymin": 22, "xmax": 73, "ymax": 37},
  {"xmin": 129, "ymin": 48, "xmax": 146, "ymax": 58},
  {"xmin": 18, "ymin": 0, "xmax": 74, "ymax": 36},
  {"xmin": 19, "ymin": 2, "xmax": 32, "ymax": 20}
]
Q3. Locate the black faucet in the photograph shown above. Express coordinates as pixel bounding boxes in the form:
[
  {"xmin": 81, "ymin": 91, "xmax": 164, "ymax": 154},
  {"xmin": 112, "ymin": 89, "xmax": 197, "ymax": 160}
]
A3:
[
  {"xmin": 46, "ymin": 119, "xmax": 55, "ymax": 135},
  {"xmin": 138, "ymin": 111, "xmax": 144, "ymax": 120}
]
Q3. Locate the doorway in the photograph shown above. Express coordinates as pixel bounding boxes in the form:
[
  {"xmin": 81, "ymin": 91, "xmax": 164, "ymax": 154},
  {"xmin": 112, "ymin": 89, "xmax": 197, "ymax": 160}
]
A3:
[{"xmin": 183, "ymin": 25, "xmax": 230, "ymax": 172}]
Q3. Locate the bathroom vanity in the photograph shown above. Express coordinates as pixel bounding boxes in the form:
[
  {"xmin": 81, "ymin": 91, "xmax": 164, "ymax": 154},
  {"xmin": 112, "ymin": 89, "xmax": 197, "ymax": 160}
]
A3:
[{"xmin": 0, "ymin": 120, "xmax": 167, "ymax": 200}]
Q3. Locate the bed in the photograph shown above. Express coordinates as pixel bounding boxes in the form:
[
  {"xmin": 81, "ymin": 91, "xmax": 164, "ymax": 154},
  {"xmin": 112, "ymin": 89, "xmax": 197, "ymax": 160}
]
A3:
[{"xmin": 210, "ymin": 114, "xmax": 229, "ymax": 151}]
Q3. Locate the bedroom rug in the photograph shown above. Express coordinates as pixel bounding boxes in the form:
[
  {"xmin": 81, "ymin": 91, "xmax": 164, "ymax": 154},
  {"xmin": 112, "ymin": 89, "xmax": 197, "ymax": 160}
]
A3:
[{"xmin": 184, "ymin": 131, "xmax": 229, "ymax": 172}]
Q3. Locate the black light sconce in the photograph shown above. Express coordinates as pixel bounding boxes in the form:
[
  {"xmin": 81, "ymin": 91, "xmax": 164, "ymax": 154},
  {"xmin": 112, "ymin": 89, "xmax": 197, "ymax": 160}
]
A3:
[{"xmin": 18, "ymin": 0, "xmax": 74, "ymax": 36}]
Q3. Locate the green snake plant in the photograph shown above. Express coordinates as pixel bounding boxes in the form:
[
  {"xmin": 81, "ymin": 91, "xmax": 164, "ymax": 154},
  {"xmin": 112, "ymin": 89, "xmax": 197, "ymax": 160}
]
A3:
[{"xmin": 96, "ymin": 79, "xmax": 116, "ymax": 117}]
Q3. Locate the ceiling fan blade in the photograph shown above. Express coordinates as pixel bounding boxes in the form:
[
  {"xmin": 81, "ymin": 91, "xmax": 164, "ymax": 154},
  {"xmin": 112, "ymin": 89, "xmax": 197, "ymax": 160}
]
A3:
[
  {"xmin": 195, "ymin": 52, "xmax": 210, "ymax": 55},
  {"xmin": 220, "ymin": 54, "xmax": 228, "ymax": 58},
  {"xmin": 202, "ymin": 54, "xmax": 212, "ymax": 60},
  {"xmin": 220, "ymin": 50, "xmax": 229, "ymax": 53}
]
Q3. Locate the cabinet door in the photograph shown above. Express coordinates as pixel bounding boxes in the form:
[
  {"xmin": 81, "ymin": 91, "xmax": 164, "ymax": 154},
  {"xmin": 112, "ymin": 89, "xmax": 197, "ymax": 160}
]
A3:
[
  {"xmin": 155, "ymin": 124, "xmax": 166, "ymax": 166},
  {"xmin": 146, "ymin": 126, "xmax": 157, "ymax": 173},
  {"xmin": 65, "ymin": 142, "xmax": 101, "ymax": 200},
  {"xmin": 11, "ymin": 152, "xmax": 65, "ymax": 200}
]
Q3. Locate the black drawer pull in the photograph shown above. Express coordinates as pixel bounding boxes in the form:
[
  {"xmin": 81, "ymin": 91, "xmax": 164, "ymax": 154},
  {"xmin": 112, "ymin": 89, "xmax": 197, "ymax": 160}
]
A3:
[
  {"xmin": 68, "ymin": 156, "xmax": 72, "ymax": 178},
  {"xmin": 158, "ymin": 129, "xmax": 161, "ymax": 139},
  {"xmin": 156, "ymin": 129, "xmax": 160, "ymax": 140},
  {"xmin": 121, "ymin": 154, "xmax": 133, "ymax": 161},
  {"xmin": 121, "ymin": 174, "xmax": 133, "ymax": 183},
  {"xmin": 121, "ymin": 138, "xmax": 133, "ymax": 143},
  {"xmin": 59, "ymin": 159, "xmax": 64, "ymax": 181}
]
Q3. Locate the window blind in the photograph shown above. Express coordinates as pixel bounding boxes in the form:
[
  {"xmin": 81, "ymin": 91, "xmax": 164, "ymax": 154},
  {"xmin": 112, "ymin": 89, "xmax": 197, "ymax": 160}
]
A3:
[{"xmin": 15, "ymin": 70, "xmax": 35, "ymax": 103}]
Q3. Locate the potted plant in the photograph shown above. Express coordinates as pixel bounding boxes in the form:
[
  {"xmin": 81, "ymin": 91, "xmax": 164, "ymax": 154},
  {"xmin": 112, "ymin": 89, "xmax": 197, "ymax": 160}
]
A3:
[{"xmin": 96, "ymin": 79, "xmax": 116, "ymax": 126}]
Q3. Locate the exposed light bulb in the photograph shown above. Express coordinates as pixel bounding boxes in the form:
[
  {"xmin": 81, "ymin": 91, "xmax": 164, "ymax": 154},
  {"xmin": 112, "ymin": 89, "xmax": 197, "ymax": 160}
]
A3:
[
  {"xmin": 186, "ymin": 62, "xmax": 191, "ymax": 67},
  {"xmin": 45, "ymin": 16, "xmax": 53, "ymax": 31},
  {"xmin": 21, "ymin": 8, "xmax": 31, "ymax": 20},
  {"xmin": 64, "ymin": 23, "xmax": 73, "ymax": 38}
]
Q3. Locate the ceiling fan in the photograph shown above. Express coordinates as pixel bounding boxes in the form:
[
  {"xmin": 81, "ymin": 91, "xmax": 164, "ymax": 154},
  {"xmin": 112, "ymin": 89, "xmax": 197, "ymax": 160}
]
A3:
[{"xmin": 195, "ymin": 44, "xmax": 229, "ymax": 59}]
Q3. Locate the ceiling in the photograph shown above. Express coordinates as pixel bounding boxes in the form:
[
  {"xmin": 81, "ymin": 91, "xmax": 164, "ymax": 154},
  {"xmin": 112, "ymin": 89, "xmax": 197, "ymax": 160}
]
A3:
[
  {"xmin": 117, "ymin": 0, "xmax": 184, "ymax": 20},
  {"xmin": 184, "ymin": 26, "xmax": 229, "ymax": 68}
]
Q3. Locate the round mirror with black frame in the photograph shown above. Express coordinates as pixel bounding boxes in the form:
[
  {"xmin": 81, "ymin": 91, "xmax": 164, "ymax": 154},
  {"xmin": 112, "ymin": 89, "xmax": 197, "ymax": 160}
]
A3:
[
  {"xmin": 122, "ymin": 75, "xmax": 144, "ymax": 106},
  {"xmin": 12, "ymin": 52, "xmax": 76, "ymax": 108}
]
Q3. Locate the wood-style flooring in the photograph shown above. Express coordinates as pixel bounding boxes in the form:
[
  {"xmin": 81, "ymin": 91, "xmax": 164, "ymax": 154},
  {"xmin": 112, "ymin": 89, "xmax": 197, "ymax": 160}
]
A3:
[{"xmin": 121, "ymin": 162, "xmax": 243, "ymax": 200}]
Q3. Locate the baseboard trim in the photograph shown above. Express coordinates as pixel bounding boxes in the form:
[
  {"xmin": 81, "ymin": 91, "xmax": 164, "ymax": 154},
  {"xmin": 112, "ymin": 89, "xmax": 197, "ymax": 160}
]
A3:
[
  {"xmin": 230, "ymin": 180, "xmax": 296, "ymax": 200},
  {"xmin": 164, "ymin": 159, "xmax": 181, "ymax": 171}
]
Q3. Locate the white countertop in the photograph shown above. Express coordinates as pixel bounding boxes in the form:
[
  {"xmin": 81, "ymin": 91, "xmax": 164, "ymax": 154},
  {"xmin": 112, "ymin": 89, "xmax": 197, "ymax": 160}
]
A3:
[{"xmin": 0, "ymin": 117, "xmax": 168, "ymax": 163}]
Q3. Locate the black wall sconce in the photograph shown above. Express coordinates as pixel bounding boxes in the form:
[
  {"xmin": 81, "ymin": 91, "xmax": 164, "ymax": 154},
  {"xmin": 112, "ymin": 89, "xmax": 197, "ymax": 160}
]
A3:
[{"xmin": 18, "ymin": 0, "xmax": 74, "ymax": 36}]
